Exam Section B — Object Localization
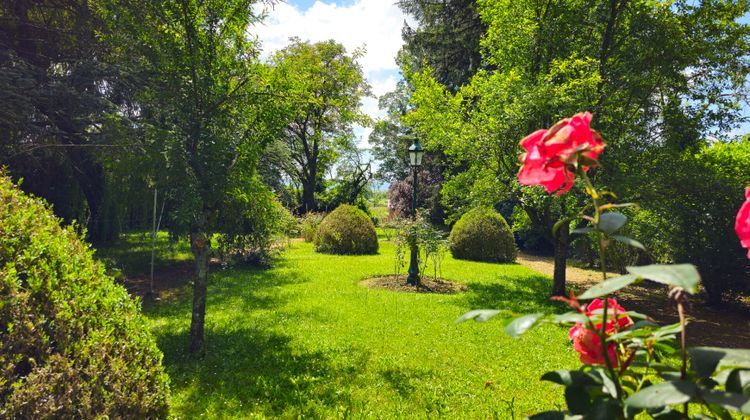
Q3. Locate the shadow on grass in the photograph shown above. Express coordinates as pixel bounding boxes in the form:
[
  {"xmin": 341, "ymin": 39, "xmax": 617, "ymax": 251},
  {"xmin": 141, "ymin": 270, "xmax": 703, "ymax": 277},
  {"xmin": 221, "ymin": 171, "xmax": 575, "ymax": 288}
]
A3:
[
  {"xmin": 144, "ymin": 258, "xmax": 310, "ymax": 318},
  {"xmin": 156, "ymin": 327, "xmax": 365, "ymax": 417},
  {"xmin": 147, "ymin": 258, "xmax": 358, "ymax": 416},
  {"xmin": 96, "ymin": 232, "xmax": 192, "ymax": 277},
  {"xmin": 380, "ymin": 367, "xmax": 432, "ymax": 398},
  {"xmin": 461, "ymin": 274, "xmax": 565, "ymax": 314}
]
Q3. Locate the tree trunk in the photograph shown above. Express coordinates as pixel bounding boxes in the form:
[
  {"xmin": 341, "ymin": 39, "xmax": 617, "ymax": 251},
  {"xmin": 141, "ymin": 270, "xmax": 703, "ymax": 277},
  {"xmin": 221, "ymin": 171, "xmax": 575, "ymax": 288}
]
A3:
[
  {"xmin": 301, "ymin": 178, "xmax": 317, "ymax": 212},
  {"xmin": 552, "ymin": 222, "xmax": 569, "ymax": 296},
  {"xmin": 189, "ymin": 228, "xmax": 210, "ymax": 354}
]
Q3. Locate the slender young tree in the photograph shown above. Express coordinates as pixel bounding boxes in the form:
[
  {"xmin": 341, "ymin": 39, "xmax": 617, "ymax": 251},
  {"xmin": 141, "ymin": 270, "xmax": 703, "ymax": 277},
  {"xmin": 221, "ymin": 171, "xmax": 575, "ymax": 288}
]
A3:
[{"xmin": 103, "ymin": 0, "xmax": 285, "ymax": 352}]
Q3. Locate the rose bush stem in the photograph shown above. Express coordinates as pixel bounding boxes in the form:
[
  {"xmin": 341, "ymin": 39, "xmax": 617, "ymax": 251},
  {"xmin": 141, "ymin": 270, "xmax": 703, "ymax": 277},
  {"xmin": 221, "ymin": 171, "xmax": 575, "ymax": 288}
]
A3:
[
  {"xmin": 600, "ymin": 298, "xmax": 623, "ymax": 399},
  {"xmin": 578, "ymin": 168, "xmax": 623, "ymax": 398},
  {"xmin": 678, "ymin": 300, "xmax": 689, "ymax": 414},
  {"xmin": 578, "ymin": 168, "xmax": 608, "ymax": 281}
]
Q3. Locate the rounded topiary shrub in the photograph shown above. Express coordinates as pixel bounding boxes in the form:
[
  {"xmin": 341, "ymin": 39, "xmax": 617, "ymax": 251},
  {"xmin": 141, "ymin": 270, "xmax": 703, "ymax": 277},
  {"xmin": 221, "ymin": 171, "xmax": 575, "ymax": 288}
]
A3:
[
  {"xmin": 449, "ymin": 207, "xmax": 517, "ymax": 263},
  {"xmin": 314, "ymin": 205, "xmax": 378, "ymax": 255},
  {"xmin": 0, "ymin": 175, "xmax": 170, "ymax": 418}
]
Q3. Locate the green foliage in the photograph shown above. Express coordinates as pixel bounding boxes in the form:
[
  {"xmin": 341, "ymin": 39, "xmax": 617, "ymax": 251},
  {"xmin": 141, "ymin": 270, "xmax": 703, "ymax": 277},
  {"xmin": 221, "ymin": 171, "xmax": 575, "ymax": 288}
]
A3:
[
  {"xmin": 392, "ymin": 220, "xmax": 409, "ymax": 275},
  {"xmin": 404, "ymin": 0, "xmax": 750, "ymax": 301},
  {"xmin": 300, "ymin": 212, "xmax": 326, "ymax": 242},
  {"xmin": 369, "ymin": 81, "xmax": 413, "ymax": 183},
  {"xmin": 473, "ymin": 259, "xmax": 750, "ymax": 418},
  {"xmin": 215, "ymin": 178, "xmax": 288, "ymax": 267},
  {"xmin": 100, "ymin": 0, "xmax": 290, "ymax": 350},
  {"xmin": 419, "ymin": 219, "xmax": 449, "ymax": 281},
  {"xmin": 511, "ymin": 204, "xmax": 553, "ymax": 253},
  {"xmin": 467, "ymin": 145, "xmax": 750, "ymax": 418},
  {"xmin": 0, "ymin": 175, "xmax": 169, "ymax": 417},
  {"xmin": 398, "ymin": 0, "xmax": 485, "ymax": 91},
  {"xmin": 0, "ymin": 0, "xmax": 136, "ymax": 243},
  {"xmin": 314, "ymin": 205, "xmax": 378, "ymax": 255},
  {"xmin": 449, "ymin": 207, "xmax": 517, "ymax": 263},
  {"xmin": 392, "ymin": 215, "xmax": 449, "ymax": 280},
  {"xmin": 316, "ymin": 153, "xmax": 373, "ymax": 213},
  {"xmin": 277, "ymin": 205, "xmax": 301, "ymax": 239},
  {"xmin": 643, "ymin": 139, "xmax": 750, "ymax": 302}
]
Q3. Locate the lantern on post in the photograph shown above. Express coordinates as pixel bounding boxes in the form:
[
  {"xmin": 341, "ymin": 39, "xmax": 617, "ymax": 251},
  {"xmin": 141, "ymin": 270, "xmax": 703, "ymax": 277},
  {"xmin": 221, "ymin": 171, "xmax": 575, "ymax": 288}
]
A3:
[{"xmin": 406, "ymin": 139, "xmax": 424, "ymax": 286}]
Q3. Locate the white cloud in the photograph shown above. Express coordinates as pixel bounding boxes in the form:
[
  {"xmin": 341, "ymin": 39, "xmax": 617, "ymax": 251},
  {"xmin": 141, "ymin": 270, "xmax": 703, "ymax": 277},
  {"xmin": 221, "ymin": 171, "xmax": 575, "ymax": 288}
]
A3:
[
  {"xmin": 253, "ymin": 0, "xmax": 411, "ymax": 149},
  {"xmin": 254, "ymin": 1, "xmax": 409, "ymax": 75},
  {"xmin": 371, "ymin": 74, "xmax": 399, "ymax": 97}
]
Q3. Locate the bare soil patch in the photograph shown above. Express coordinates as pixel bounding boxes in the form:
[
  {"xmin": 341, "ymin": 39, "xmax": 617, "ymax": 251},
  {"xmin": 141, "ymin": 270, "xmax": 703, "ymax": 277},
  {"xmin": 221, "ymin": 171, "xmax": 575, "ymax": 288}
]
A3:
[
  {"xmin": 360, "ymin": 275, "xmax": 467, "ymax": 294},
  {"xmin": 121, "ymin": 259, "xmax": 221, "ymax": 302},
  {"xmin": 518, "ymin": 252, "xmax": 750, "ymax": 348}
]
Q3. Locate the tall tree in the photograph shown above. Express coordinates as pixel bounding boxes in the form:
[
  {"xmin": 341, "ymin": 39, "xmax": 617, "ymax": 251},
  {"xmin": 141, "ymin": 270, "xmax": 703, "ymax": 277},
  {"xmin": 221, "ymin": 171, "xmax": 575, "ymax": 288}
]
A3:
[
  {"xmin": 103, "ymin": 0, "xmax": 285, "ymax": 352},
  {"xmin": 398, "ymin": 0, "xmax": 486, "ymax": 92},
  {"xmin": 0, "ymin": 0, "xmax": 139, "ymax": 243},
  {"xmin": 270, "ymin": 39, "xmax": 370, "ymax": 213}
]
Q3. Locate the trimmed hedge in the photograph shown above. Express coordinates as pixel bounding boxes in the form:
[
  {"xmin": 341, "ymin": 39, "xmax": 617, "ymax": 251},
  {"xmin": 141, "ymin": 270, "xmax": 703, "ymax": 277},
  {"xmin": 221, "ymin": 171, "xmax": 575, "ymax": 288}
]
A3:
[
  {"xmin": 314, "ymin": 205, "xmax": 378, "ymax": 255},
  {"xmin": 0, "ymin": 175, "xmax": 170, "ymax": 418},
  {"xmin": 449, "ymin": 207, "xmax": 517, "ymax": 263}
]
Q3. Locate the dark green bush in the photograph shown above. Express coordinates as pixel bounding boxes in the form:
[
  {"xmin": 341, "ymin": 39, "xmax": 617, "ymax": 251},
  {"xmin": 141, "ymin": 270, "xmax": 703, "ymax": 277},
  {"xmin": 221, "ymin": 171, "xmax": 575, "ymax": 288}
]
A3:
[
  {"xmin": 642, "ymin": 140, "xmax": 750, "ymax": 303},
  {"xmin": 449, "ymin": 207, "xmax": 517, "ymax": 263},
  {"xmin": 0, "ymin": 175, "xmax": 170, "ymax": 418},
  {"xmin": 314, "ymin": 205, "xmax": 378, "ymax": 255}
]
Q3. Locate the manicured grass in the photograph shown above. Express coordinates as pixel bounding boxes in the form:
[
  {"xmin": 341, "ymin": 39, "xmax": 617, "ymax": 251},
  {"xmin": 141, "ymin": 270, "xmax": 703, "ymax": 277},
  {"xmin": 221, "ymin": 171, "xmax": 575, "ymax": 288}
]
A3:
[{"xmin": 142, "ymin": 239, "xmax": 579, "ymax": 418}]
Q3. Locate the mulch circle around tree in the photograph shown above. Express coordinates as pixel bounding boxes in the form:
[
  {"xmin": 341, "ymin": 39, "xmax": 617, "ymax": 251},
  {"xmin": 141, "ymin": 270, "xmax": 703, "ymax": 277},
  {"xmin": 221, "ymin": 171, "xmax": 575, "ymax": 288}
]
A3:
[{"xmin": 360, "ymin": 275, "xmax": 466, "ymax": 294}]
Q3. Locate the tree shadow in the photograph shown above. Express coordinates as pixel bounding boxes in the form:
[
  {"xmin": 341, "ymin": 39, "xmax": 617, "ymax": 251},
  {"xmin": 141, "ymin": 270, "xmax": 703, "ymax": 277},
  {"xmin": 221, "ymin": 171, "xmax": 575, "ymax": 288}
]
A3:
[
  {"xmin": 379, "ymin": 366, "xmax": 432, "ymax": 398},
  {"xmin": 460, "ymin": 274, "xmax": 566, "ymax": 314},
  {"xmin": 155, "ymin": 327, "xmax": 366, "ymax": 417},
  {"xmin": 144, "ymin": 259, "xmax": 311, "ymax": 318}
]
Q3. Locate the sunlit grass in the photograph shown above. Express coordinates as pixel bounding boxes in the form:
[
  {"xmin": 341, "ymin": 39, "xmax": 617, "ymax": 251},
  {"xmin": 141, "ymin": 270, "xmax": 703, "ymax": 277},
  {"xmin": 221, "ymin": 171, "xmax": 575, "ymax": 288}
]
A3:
[{"xmin": 135, "ymin": 238, "xmax": 578, "ymax": 418}]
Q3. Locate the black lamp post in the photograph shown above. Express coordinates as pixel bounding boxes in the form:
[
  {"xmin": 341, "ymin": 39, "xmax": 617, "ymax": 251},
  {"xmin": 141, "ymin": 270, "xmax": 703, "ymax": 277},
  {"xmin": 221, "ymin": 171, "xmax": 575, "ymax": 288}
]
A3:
[{"xmin": 406, "ymin": 139, "xmax": 424, "ymax": 286}]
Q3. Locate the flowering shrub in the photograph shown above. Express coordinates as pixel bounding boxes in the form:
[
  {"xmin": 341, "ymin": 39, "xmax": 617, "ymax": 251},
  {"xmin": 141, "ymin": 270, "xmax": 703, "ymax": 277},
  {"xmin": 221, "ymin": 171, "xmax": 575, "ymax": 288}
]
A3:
[{"xmin": 460, "ymin": 114, "xmax": 750, "ymax": 418}]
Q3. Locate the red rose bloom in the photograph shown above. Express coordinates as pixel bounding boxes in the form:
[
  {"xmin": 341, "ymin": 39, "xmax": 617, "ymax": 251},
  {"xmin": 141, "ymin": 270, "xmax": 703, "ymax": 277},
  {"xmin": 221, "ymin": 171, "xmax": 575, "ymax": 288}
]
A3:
[
  {"xmin": 569, "ymin": 324, "xmax": 619, "ymax": 366},
  {"xmin": 517, "ymin": 112, "xmax": 605, "ymax": 194},
  {"xmin": 568, "ymin": 298, "xmax": 632, "ymax": 366},
  {"xmin": 735, "ymin": 187, "xmax": 750, "ymax": 258},
  {"xmin": 586, "ymin": 298, "xmax": 633, "ymax": 332}
]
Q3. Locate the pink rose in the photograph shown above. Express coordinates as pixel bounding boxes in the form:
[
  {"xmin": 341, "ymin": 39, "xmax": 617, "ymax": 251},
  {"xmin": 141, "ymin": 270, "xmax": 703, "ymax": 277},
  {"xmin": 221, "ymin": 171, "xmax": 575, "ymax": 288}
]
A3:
[
  {"xmin": 586, "ymin": 298, "xmax": 633, "ymax": 332},
  {"xmin": 735, "ymin": 187, "xmax": 750, "ymax": 258},
  {"xmin": 568, "ymin": 324, "xmax": 619, "ymax": 366},
  {"xmin": 567, "ymin": 298, "xmax": 632, "ymax": 366},
  {"xmin": 517, "ymin": 112, "xmax": 605, "ymax": 194}
]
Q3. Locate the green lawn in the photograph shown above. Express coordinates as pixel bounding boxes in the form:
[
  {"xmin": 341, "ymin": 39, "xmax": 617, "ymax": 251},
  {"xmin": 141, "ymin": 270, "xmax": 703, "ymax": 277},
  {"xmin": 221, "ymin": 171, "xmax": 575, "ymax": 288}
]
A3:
[{"xmin": 141, "ymin": 239, "xmax": 578, "ymax": 418}]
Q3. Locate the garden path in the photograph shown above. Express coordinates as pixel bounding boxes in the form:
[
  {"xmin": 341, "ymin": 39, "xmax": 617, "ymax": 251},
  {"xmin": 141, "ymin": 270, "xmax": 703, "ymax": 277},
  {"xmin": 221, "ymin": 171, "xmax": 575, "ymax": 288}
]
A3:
[{"xmin": 517, "ymin": 253, "xmax": 750, "ymax": 348}]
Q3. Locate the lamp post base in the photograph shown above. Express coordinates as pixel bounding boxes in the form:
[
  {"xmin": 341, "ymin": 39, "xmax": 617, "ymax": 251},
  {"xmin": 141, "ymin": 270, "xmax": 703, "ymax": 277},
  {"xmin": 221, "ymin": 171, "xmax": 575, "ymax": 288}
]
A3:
[{"xmin": 407, "ymin": 243, "xmax": 420, "ymax": 286}]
